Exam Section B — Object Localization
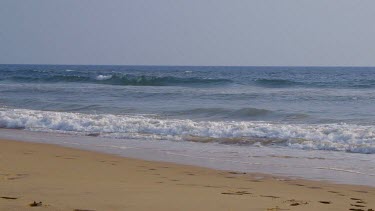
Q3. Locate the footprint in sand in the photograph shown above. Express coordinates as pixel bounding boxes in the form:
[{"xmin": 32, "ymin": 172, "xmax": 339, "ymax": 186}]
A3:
[
  {"xmin": 228, "ymin": 171, "xmax": 246, "ymax": 175},
  {"xmin": 351, "ymin": 204, "xmax": 366, "ymax": 208},
  {"xmin": 349, "ymin": 198, "xmax": 374, "ymax": 211},
  {"xmin": 328, "ymin": 190, "xmax": 339, "ymax": 193},
  {"xmin": 29, "ymin": 201, "xmax": 43, "ymax": 207},
  {"xmin": 283, "ymin": 199, "xmax": 308, "ymax": 206},
  {"xmin": 203, "ymin": 185, "xmax": 222, "ymax": 188},
  {"xmin": 350, "ymin": 198, "xmax": 367, "ymax": 204},
  {"xmin": 260, "ymin": 195, "xmax": 280, "ymax": 199},
  {"xmin": 6, "ymin": 173, "xmax": 28, "ymax": 180},
  {"xmin": 318, "ymin": 201, "xmax": 332, "ymax": 204},
  {"xmin": 1, "ymin": 196, "xmax": 18, "ymax": 200},
  {"xmin": 221, "ymin": 190, "xmax": 252, "ymax": 195},
  {"xmin": 267, "ymin": 206, "xmax": 290, "ymax": 211},
  {"xmin": 183, "ymin": 172, "xmax": 195, "ymax": 176},
  {"xmin": 308, "ymin": 186, "xmax": 322, "ymax": 189}
]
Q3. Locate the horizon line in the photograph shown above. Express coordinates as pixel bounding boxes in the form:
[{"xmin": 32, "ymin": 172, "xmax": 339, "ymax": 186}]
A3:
[{"xmin": 1, "ymin": 63, "xmax": 375, "ymax": 68}]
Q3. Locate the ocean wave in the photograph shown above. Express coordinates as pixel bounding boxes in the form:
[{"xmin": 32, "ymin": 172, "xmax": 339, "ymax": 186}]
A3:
[
  {"xmin": 95, "ymin": 74, "xmax": 113, "ymax": 80},
  {"xmin": 0, "ymin": 108, "xmax": 374, "ymax": 154},
  {"xmin": 254, "ymin": 79, "xmax": 302, "ymax": 88},
  {"xmin": 0, "ymin": 74, "xmax": 232, "ymax": 87},
  {"xmin": 3, "ymin": 75, "xmax": 89, "ymax": 83},
  {"xmin": 96, "ymin": 74, "xmax": 232, "ymax": 86},
  {"xmin": 253, "ymin": 78, "xmax": 375, "ymax": 89}
]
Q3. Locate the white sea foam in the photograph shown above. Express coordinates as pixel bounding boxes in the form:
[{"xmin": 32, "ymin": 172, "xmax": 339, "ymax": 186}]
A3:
[
  {"xmin": 0, "ymin": 108, "xmax": 374, "ymax": 154},
  {"xmin": 95, "ymin": 74, "xmax": 112, "ymax": 80}
]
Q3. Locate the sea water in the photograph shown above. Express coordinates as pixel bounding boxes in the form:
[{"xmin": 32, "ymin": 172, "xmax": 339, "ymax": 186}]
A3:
[{"xmin": 0, "ymin": 64, "xmax": 374, "ymax": 186}]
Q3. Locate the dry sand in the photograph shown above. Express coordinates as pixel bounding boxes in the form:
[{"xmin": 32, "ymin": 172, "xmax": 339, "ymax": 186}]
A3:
[{"xmin": 1, "ymin": 139, "xmax": 374, "ymax": 211}]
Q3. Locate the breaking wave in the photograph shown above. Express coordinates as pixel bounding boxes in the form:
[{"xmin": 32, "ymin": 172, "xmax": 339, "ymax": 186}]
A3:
[
  {"xmin": 1, "ymin": 108, "xmax": 374, "ymax": 154},
  {"xmin": 95, "ymin": 74, "xmax": 112, "ymax": 80}
]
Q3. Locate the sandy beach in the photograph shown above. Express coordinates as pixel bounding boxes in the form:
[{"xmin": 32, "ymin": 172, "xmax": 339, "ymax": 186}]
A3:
[
  {"xmin": 3, "ymin": 0, "xmax": 375, "ymax": 210},
  {"xmin": 0, "ymin": 139, "xmax": 373, "ymax": 211}
]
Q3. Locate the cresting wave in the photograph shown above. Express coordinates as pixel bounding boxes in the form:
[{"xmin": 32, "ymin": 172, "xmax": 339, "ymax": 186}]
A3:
[
  {"xmin": 2, "ymin": 68, "xmax": 375, "ymax": 88},
  {"xmin": 1, "ymin": 108, "xmax": 374, "ymax": 154},
  {"xmin": 0, "ymin": 74, "xmax": 232, "ymax": 87}
]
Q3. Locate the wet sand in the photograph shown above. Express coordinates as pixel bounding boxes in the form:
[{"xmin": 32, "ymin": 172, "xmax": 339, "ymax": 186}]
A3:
[{"xmin": 1, "ymin": 139, "xmax": 374, "ymax": 211}]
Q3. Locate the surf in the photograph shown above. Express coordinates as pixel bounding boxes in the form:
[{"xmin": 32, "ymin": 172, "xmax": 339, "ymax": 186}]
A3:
[{"xmin": 1, "ymin": 108, "xmax": 374, "ymax": 154}]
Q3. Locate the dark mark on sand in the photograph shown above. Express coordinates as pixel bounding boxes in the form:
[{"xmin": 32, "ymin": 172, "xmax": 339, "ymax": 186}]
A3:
[
  {"xmin": 318, "ymin": 201, "xmax": 331, "ymax": 204},
  {"xmin": 1, "ymin": 196, "xmax": 18, "ymax": 200},
  {"xmin": 29, "ymin": 201, "xmax": 42, "ymax": 207}
]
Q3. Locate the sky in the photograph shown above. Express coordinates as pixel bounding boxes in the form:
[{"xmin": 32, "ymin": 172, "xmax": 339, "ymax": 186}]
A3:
[{"xmin": 1, "ymin": 0, "xmax": 375, "ymax": 66}]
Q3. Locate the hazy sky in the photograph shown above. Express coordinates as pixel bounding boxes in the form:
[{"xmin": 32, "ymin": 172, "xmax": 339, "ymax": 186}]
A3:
[{"xmin": 1, "ymin": 0, "xmax": 375, "ymax": 66}]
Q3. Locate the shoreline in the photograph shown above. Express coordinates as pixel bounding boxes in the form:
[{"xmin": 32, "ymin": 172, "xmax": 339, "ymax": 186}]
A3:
[
  {"xmin": 1, "ymin": 138, "xmax": 374, "ymax": 210},
  {"xmin": 1, "ymin": 128, "xmax": 374, "ymax": 187}
]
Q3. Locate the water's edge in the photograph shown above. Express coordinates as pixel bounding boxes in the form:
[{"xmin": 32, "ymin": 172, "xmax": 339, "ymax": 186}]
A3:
[{"xmin": 1, "ymin": 128, "xmax": 374, "ymax": 187}]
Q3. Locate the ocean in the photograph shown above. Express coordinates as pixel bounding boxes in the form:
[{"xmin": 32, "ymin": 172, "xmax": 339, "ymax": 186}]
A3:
[{"xmin": 0, "ymin": 64, "xmax": 374, "ymax": 186}]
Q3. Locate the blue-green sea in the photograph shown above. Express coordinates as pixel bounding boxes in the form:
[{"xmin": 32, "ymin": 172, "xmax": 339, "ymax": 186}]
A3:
[{"xmin": 1, "ymin": 64, "xmax": 374, "ymax": 185}]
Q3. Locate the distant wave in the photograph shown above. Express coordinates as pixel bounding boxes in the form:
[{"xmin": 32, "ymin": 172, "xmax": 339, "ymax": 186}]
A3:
[
  {"xmin": 95, "ymin": 74, "xmax": 112, "ymax": 80},
  {"xmin": 3, "ymin": 75, "xmax": 89, "ymax": 83},
  {"xmin": 95, "ymin": 74, "xmax": 232, "ymax": 86},
  {"xmin": 254, "ymin": 79, "xmax": 302, "ymax": 88},
  {"xmin": 0, "ymin": 74, "xmax": 232, "ymax": 87},
  {"xmin": 3, "ymin": 69, "xmax": 375, "ymax": 89},
  {"xmin": 253, "ymin": 78, "xmax": 375, "ymax": 89},
  {"xmin": 1, "ymin": 108, "xmax": 374, "ymax": 154}
]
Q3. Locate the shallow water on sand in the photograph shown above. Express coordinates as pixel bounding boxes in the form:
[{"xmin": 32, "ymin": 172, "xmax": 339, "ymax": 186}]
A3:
[{"xmin": 1, "ymin": 129, "xmax": 374, "ymax": 187}]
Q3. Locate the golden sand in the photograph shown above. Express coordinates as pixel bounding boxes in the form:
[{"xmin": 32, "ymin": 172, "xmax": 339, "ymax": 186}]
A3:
[{"xmin": 1, "ymin": 139, "xmax": 374, "ymax": 211}]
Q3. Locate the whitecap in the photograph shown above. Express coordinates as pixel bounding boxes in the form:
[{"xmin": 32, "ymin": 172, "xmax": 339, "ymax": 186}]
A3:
[
  {"xmin": 95, "ymin": 75, "xmax": 113, "ymax": 80},
  {"xmin": 0, "ymin": 108, "xmax": 374, "ymax": 154}
]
